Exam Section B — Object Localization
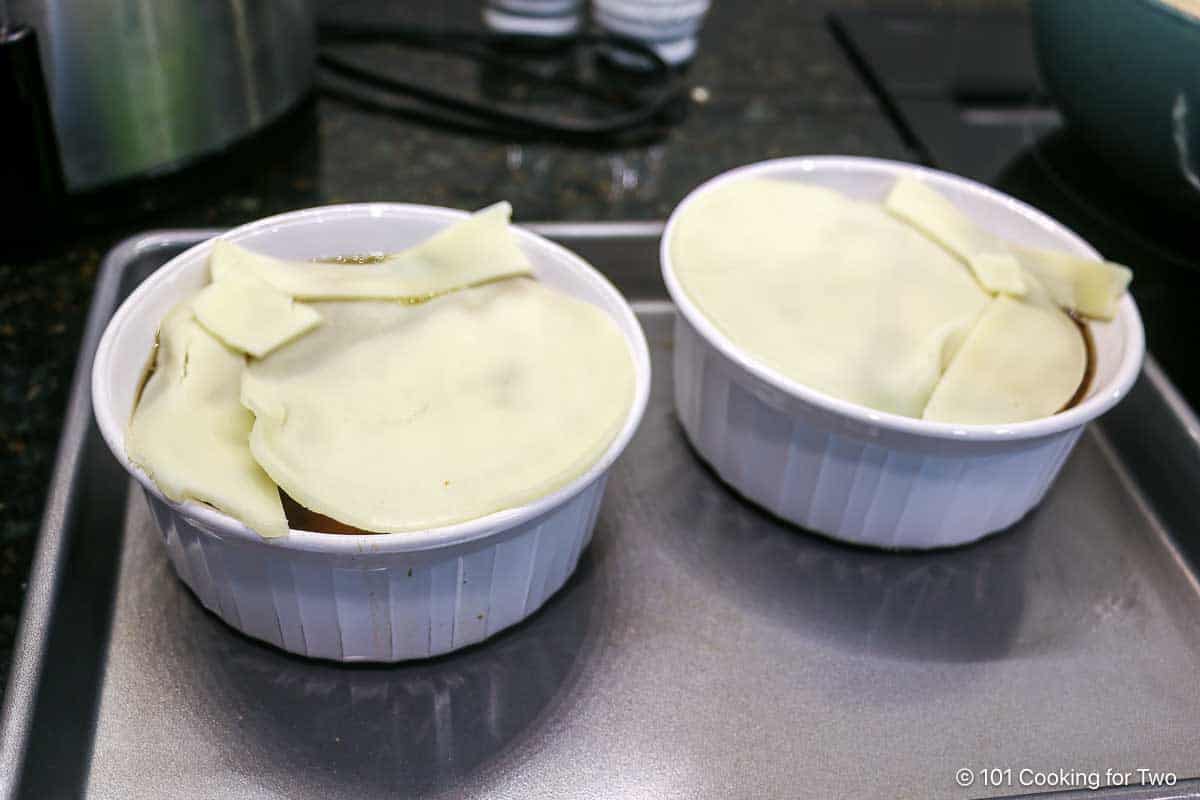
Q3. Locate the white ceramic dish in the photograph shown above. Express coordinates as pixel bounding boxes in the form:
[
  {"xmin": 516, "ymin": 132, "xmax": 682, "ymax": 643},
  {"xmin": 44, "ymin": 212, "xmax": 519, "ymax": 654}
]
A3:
[
  {"xmin": 92, "ymin": 204, "xmax": 651, "ymax": 661},
  {"xmin": 661, "ymin": 156, "xmax": 1145, "ymax": 549}
]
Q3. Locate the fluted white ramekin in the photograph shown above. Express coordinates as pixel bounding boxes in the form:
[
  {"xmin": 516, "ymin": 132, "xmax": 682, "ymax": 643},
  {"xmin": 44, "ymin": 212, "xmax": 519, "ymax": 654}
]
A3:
[
  {"xmin": 662, "ymin": 156, "xmax": 1144, "ymax": 549},
  {"xmin": 93, "ymin": 204, "xmax": 651, "ymax": 661}
]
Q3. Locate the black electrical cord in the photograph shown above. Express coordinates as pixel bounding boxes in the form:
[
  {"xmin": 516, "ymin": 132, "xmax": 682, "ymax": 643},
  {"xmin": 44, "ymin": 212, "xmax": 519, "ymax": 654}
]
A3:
[{"xmin": 316, "ymin": 23, "xmax": 687, "ymax": 144}]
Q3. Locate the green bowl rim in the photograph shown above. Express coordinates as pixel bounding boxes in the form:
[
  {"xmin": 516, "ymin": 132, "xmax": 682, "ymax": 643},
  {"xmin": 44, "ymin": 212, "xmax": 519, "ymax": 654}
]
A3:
[{"xmin": 1140, "ymin": 0, "xmax": 1200, "ymax": 30}]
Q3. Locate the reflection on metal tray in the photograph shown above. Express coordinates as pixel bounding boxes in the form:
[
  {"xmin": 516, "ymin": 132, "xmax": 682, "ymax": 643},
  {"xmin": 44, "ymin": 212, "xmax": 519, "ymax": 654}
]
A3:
[{"xmin": 2, "ymin": 228, "xmax": 1200, "ymax": 800}]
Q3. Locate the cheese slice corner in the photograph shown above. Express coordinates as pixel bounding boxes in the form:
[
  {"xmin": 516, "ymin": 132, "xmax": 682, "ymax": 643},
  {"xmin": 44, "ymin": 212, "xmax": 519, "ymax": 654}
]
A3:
[
  {"xmin": 1015, "ymin": 247, "xmax": 1132, "ymax": 321},
  {"xmin": 193, "ymin": 272, "xmax": 323, "ymax": 358},
  {"xmin": 886, "ymin": 175, "xmax": 1028, "ymax": 296},
  {"xmin": 968, "ymin": 252, "xmax": 1027, "ymax": 297},
  {"xmin": 884, "ymin": 175, "xmax": 980, "ymax": 258}
]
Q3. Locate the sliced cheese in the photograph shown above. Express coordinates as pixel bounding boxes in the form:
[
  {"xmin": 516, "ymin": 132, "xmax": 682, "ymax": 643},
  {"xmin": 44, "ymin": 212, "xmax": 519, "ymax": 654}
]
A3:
[
  {"xmin": 126, "ymin": 300, "xmax": 288, "ymax": 537},
  {"xmin": 193, "ymin": 271, "xmax": 322, "ymax": 358},
  {"xmin": 241, "ymin": 278, "xmax": 634, "ymax": 533},
  {"xmin": 885, "ymin": 176, "xmax": 1027, "ymax": 296},
  {"xmin": 968, "ymin": 251, "xmax": 1027, "ymax": 296},
  {"xmin": 922, "ymin": 295, "xmax": 1087, "ymax": 424},
  {"xmin": 671, "ymin": 178, "xmax": 991, "ymax": 417},
  {"xmin": 209, "ymin": 202, "xmax": 532, "ymax": 301},
  {"xmin": 1014, "ymin": 247, "xmax": 1132, "ymax": 321}
]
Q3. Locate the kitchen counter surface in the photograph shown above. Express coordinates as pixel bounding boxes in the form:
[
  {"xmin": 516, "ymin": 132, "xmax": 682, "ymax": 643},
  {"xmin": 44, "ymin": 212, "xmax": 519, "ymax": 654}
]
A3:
[{"xmin": 0, "ymin": 0, "xmax": 1022, "ymax": 690}]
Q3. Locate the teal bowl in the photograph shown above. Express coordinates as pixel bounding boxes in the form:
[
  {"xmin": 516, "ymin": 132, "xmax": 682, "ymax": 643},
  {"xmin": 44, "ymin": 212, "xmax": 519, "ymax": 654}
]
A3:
[{"xmin": 1032, "ymin": 0, "xmax": 1200, "ymax": 213}]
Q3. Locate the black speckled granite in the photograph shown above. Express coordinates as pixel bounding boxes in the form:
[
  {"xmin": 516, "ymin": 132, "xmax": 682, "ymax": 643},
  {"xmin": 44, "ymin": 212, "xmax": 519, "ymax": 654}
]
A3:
[{"xmin": 0, "ymin": 0, "xmax": 1022, "ymax": 690}]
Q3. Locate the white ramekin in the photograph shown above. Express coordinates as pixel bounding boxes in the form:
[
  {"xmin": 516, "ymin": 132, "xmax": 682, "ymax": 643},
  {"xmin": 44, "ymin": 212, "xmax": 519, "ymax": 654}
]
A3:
[
  {"xmin": 661, "ymin": 156, "xmax": 1145, "ymax": 549},
  {"xmin": 92, "ymin": 204, "xmax": 651, "ymax": 661}
]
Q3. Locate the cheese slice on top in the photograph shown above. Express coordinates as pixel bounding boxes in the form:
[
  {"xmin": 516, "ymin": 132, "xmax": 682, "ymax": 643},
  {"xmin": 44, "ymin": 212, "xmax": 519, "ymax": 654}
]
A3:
[
  {"xmin": 922, "ymin": 294, "xmax": 1087, "ymax": 424},
  {"xmin": 1014, "ymin": 246, "xmax": 1132, "ymax": 321},
  {"xmin": 240, "ymin": 278, "xmax": 634, "ymax": 533},
  {"xmin": 671, "ymin": 178, "xmax": 991, "ymax": 418},
  {"xmin": 193, "ymin": 271, "xmax": 323, "ymax": 358},
  {"xmin": 885, "ymin": 175, "xmax": 1027, "ymax": 297},
  {"xmin": 126, "ymin": 301, "xmax": 288, "ymax": 537},
  {"xmin": 209, "ymin": 202, "xmax": 533, "ymax": 301}
]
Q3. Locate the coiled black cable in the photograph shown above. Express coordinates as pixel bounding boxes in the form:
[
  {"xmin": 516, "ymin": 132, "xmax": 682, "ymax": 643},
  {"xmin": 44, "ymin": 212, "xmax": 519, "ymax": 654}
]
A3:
[{"xmin": 317, "ymin": 23, "xmax": 687, "ymax": 144}]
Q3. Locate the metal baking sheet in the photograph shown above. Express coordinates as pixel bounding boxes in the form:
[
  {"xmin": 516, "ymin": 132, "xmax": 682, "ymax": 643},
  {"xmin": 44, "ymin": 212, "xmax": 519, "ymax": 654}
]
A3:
[{"xmin": 3, "ymin": 227, "xmax": 1200, "ymax": 800}]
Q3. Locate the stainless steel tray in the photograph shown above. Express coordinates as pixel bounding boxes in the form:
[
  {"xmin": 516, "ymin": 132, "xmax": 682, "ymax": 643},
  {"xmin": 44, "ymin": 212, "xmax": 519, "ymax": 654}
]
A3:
[{"xmin": 3, "ymin": 227, "xmax": 1200, "ymax": 800}]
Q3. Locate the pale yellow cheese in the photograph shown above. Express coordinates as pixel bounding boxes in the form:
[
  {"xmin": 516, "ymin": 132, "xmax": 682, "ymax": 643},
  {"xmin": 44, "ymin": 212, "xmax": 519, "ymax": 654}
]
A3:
[
  {"xmin": 885, "ymin": 177, "xmax": 1131, "ymax": 317},
  {"xmin": 1014, "ymin": 247, "xmax": 1132, "ymax": 321},
  {"xmin": 968, "ymin": 252, "xmax": 1027, "ymax": 296},
  {"xmin": 209, "ymin": 202, "xmax": 532, "ymax": 301},
  {"xmin": 885, "ymin": 176, "xmax": 1027, "ymax": 296},
  {"xmin": 130, "ymin": 204, "xmax": 634, "ymax": 539},
  {"xmin": 922, "ymin": 295, "xmax": 1086, "ymax": 424},
  {"xmin": 671, "ymin": 176, "xmax": 1112, "ymax": 425},
  {"xmin": 126, "ymin": 301, "xmax": 288, "ymax": 537},
  {"xmin": 193, "ymin": 271, "xmax": 322, "ymax": 358},
  {"xmin": 671, "ymin": 178, "xmax": 991, "ymax": 418},
  {"xmin": 241, "ymin": 278, "xmax": 634, "ymax": 533}
]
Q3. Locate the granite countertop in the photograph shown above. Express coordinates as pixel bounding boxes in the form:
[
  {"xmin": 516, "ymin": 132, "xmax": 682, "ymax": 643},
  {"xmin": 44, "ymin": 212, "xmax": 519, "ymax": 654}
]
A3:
[{"xmin": 0, "ymin": 0, "xmax": 1024, "ymax": 689}]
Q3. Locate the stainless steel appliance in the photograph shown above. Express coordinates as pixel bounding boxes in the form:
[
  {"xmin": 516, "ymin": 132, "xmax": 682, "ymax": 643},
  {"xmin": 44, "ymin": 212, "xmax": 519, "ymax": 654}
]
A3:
[{"xmin": 9, "ymin": 0, "xmax": 315, "ymax": 191}]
